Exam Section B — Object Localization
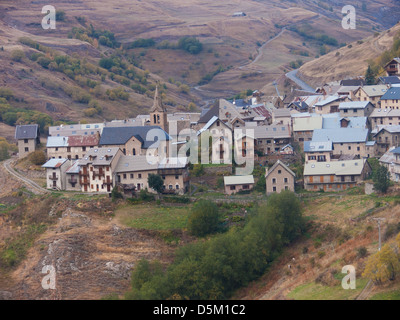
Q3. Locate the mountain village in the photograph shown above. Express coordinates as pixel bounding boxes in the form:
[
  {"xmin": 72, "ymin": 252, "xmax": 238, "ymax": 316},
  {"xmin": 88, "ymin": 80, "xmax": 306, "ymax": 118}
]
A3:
[{"xmin": 12, "ymin": 58, "xmax": 400, "ymax": 197}]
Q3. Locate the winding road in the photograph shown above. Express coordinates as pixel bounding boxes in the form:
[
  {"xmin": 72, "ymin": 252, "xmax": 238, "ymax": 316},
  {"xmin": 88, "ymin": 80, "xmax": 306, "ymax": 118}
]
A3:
[
  {"xmin": 286, "ymin": 69, "xmax": 315, "ymax": 93},
  {"xmin": 2, "ymin": 158, "xmax": 49, "ymax": 195}
]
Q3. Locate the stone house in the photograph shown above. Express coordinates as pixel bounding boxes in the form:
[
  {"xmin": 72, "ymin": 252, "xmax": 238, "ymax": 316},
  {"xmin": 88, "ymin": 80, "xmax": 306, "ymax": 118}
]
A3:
[
  {"xmin": 265, "ymin": 160, "xmax": 296, "ymax": 194},
  {"xmin": 15, "ymin": 124, "xmax": 40, "ymax": 158}
]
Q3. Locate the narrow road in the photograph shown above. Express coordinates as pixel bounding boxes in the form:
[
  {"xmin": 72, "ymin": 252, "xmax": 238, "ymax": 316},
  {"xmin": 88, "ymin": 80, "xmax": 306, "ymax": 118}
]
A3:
[
  {"xmin": 285, "ymin": 69, "xmax": 315, "ymax": 93},
  {"xmin": 2, "ymin": 158, "xmax": 50, "ymax": 195}
]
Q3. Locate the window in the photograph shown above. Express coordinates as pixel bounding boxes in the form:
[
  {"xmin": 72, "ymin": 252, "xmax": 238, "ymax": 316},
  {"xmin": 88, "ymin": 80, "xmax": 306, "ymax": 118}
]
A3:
[
  {"xmin": 273, "ymin": 187, "xmax": 277, "ymax": 192},
  {"xmin": 272, "ymin": 178, "xmax": 276, "ymax": 184},
  {"xmin": 130, "ymin": 174, "xmax": 134, "ymax": 179},
  {"xmin": 285, "ymin": 186, "xmax": 289, "ymax": 190},
  {"xmin": 176, "ymin": 185, "xmax": 180, "ymax": 190},
  {"xmin": 24, "ymin": 139, "xmax": 28, "ymax": 143},
  {"xmin": 132, "ymin": 148, "xmax": 136, "ymax": 155},
  {"xmin": 284, "ymin": 178, "xmax": 288, "ymax": 183},
  {"xmin": 67, "ymin": 147, "xmax": 71, "ymax": 152},
  {"xmin": 25, "ymin": 147, "xmax": 29, "ymax": 152},
  {"xmin": 169, "ymin": 185, "xmax": 173, "ymax": 190},
  {"xmin": 348, "ymin": 146, "xmax": 351, "ymax": 150},
  {"xmin": 175, "ymin": 175, "xmax": 179, "ymax": 179},
  {"xmin": 138, "ymin": 174, "xmax": 142, "ymax": 179},
  {"xmin": 278, "ymin": 170, "xmax": 282, "ymax": 174},
  {"xmin": 82, "ymin": 147, "xmax": 86, "ymax": 151},
  {"xmin": 123, "ymin": 174, "xmax": 126, "ymax": 179},
  {"xmin": 230, "ymin": 185, "xmax": 236, "ymax": 190}
]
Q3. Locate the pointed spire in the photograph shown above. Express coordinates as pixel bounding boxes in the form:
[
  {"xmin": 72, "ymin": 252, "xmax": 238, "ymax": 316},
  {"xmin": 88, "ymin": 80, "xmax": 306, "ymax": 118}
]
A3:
[{"xmin": 150, "ymin": 84, "xmax": 166, "ymax": 113}]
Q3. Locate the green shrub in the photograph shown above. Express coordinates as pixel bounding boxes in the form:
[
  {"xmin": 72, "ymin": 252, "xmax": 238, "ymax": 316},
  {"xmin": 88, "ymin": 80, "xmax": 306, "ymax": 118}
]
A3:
[{"xmin": 187, "ymin": 200, "xmax": 221, "ymax": 237}]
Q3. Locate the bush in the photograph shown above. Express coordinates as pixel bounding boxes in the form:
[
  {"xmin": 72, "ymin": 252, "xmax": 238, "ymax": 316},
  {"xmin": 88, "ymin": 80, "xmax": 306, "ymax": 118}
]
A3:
[
  {"xmin": 11, "ymin": 50, "xmax": 25, "ymax": 62},
  {"xmin": 187, "ymin": 200, "xmax": 221, "ymax": 237},
  {"xmin": 111, "ymin": 186, "xmax": 123, "ymax": 201},
  {"xmin": 29, "ymin": 150, "xmax": 46, "ymax": 165}
]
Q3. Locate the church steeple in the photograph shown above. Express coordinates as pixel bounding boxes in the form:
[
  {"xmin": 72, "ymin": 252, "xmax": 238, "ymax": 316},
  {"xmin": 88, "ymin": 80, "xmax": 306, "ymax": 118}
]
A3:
[
  {"xmin": 150, "ymin": 85, "xmax": 166, "ymax": 113},
  {"xmin": 149, "ymin": 84, "xmax": 168, "ymax": 133}
]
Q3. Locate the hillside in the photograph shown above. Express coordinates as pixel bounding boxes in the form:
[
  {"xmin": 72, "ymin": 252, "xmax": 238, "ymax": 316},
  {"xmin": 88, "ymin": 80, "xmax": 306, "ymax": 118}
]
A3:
[
  {"xmin": 0, "ymin": 0, "xmax": 400, "ymax": 124},
  {"xmin": 298, "ymin": 23, "xmax": 400, "ymax": 87},
  {"xmin": 234, "ymin": 188, "xmax": 400, "ymax": 300}
]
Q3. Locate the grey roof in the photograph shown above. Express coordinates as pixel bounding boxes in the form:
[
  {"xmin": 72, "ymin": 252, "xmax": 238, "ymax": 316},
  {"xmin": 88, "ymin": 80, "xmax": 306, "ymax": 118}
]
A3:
[
  {"xmin": 80, "ymin": 147, "xmax": 121, "ymax": 166},
  {"xmin": 42, "ymin": 158, "xmax": 69, "ymax": 168},
  {"xmin": 115, "ymin": 155, "xmax": 158, "ymax": 173},
  {"xmin": 314, "ymin": 96, "xmax": 341, "ymax": 107},
  {"xmin": 266, "ymin": 160, "xmax": 296, "ymax": 177},
  {"xmin": 198, "ymin": 104, "xmax": 219, "ymax": 123},
  {"xmin": 304, "ymin": 159, "xmax": 367, "ymax": 176},
  {"xmin": 381, "ymin": 87, "xmax": 400, "ymax": 100},
  {"xmin": 322, "ymin": 115, "xmax": 367, "ymax": 129},
  {"xmin": 99, "ymin": 126, "xmax": 170, "ymax": 148},
  {"xmin": 47, "ymin": 136, "xmax": 69, "ymax": 148},
  {"xmin": 115, "ymin": 156, "xmax": 188, "ymax": 173},
  {"xmin": 312, "ymin": 128, "xmax": 368, "ymax": 143},
  {"xmin": 378, "ymin": 76, "xmax": 400, "ymax": 85},
  {"xmin": 224, "ymin": 175, "xmax": 254, "ymax": 185},
  {"xmin": 66, "ymin": 160, "xmax": 81, "ymax": 174},
  {"xmin": 391, "ymin": 147, "xmax": 400, "ymax": 154},
  {"xmin": 375, "ymin": 125, "xmax": 400, "ymax": 135},
  {"xmin": 338, "ymin": 101, "xmax": 372, "ymax": 110},
  {"xmin": 358, "ymin": 85, "xmax": 389, "ymax": 97},
  {"xmin": 15, "ymin": 124, "xmax": 39, "ymax": 140},
  {"xmin": 304, "ymin": 141, "xmax": 333, "ymax": 152},
  {"xmin": 253, "ymin": 125, "xmax": 291, "ymax": 139}
]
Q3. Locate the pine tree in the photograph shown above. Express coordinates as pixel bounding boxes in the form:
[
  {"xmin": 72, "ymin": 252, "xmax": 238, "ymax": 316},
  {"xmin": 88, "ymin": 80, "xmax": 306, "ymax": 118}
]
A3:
[{"xmin": 365, "ymin": 65, "xmax": 376, "ymax": 85}]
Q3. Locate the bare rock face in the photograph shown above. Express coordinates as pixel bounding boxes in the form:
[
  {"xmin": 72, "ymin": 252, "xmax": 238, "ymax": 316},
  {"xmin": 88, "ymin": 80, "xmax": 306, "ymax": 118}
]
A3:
[{"xmin": 6, "ymin": 206, "xmax": 172, "ymax": 300}]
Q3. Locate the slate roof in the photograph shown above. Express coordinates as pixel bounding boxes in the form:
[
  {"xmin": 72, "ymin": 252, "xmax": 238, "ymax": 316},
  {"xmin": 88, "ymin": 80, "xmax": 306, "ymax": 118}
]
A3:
[
  {"xmin": 312, "ymin": 128, "xmax": 368, "ymax": 143},
  {"xmin": 378, "ymin": 76, "xmax": 400, "ymax": 85},
  {"xmin": 381, "ymin": 87, "xmax": 400, "ymax": 100},
  {"xmin": 15, "ymin": 124, "xmax": 39, "ymax": 140},
  {"xmin": 340, "ymin": 79, "xmax": 365, "ymax": 86},
  {"xmin": 99, "ymin": 126, "xmax": 170, "ymax": 148},
  {"xmin": 198, "ymin": 104, "xmax": 219, "ymax": 123}
]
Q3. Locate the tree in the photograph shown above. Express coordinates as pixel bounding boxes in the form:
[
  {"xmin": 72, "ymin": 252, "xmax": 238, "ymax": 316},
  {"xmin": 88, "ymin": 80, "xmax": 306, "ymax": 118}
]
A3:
[
  {"xmin": 29, "ymin": 150, "xmax": 46, "ymax": 165},
  {"xmin": 148, "ymin": 173, "xmax": 164, "ymax": 198},
  {"xmin": 363, "ymin": 244, "xmax": 400, "ymax": 284},
  {"xmin": 365, "ymin": 65, "xmax": 376, "ymax": 85},
  {"xmin": 187, "ymin": 200, "xmax": 221, "ymax": 237},
  {"xmin": 373, "ymin": 165, "xmax": 390, "ymax": 193}
]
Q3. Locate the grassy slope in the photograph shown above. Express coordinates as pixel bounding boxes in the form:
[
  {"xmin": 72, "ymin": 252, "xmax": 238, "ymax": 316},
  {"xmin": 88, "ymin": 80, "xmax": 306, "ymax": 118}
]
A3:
[
  {"xmin": 0, "ymin": 0, "xmax": 397, "ymax": 115},
  {"xmin": 234, "ymin": 188, "xmax": 400, "ymax": 300},
  {"xmin": 299, "ymin": 23, "xmax": 400, "ymax": 87}
]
